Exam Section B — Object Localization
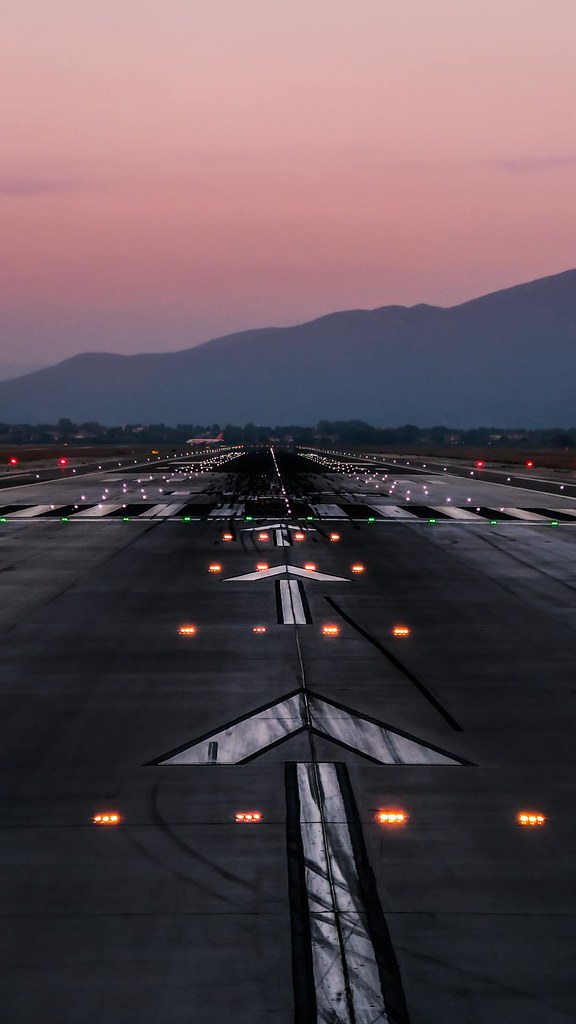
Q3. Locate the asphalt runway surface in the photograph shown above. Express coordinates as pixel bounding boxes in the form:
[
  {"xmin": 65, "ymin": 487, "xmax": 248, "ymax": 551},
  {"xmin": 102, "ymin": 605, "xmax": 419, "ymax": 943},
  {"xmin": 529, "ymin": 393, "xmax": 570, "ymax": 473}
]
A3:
[{"xmin": 1, "ymin": 446, "xmax": 575, "ymax": 1023}]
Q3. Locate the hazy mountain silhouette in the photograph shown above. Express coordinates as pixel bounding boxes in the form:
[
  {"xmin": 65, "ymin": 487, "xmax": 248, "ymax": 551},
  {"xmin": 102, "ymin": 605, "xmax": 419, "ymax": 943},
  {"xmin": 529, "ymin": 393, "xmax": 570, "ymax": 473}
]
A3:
[{"xmin": 1, "ymin": 269, "xmax": 575, "ymax": 426}]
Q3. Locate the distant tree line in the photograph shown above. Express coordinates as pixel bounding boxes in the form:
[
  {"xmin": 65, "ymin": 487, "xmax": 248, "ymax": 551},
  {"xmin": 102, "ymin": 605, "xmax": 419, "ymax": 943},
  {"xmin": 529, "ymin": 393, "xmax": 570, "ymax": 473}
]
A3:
[{"xmin": 0, "ymin": 417, "xmax": 575, "ymax": 448}]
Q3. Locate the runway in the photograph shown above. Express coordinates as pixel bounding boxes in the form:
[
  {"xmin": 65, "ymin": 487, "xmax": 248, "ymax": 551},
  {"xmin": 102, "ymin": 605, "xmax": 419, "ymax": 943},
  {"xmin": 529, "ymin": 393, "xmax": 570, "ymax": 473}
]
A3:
[{"xmin": 0, "ymin": 446, "xmax": 575, "ymax": 1023}]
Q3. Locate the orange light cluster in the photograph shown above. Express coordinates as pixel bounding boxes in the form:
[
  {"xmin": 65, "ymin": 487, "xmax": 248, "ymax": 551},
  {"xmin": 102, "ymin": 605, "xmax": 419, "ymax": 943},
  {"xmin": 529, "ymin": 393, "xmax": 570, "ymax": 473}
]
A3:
[
  {"xmin": 178, "ymin": 625, "xmax": 197, "ymax": 636},
  {"xmin": 256, "ymin": 562, "xmax": 269, "ymax": 571},
  {"xmin": 235, "ymin": 811, "xmax": 262, "ymax": 823},
  {"xmin": 92, "ymin": 813, "xmax": 121, "ymax": 825},
  {"xmin": 351, "ymin": 563, "xmax": 365, "ymax": 573},
  {"xmin": 222, "ymin": 532, "xmax": 233, "ymax": 541},
  {"xmin": 517, "ymin": 812, "xmax": 546, "ymax": 826},
  {"xmin": 208, "ymin": 563, "xmax": 222, "ymax": 573},
  {"xmin": 294, "ymin": 532, "xmax": 305, "ymax": 541},
  {"xmin": 304, "ymin": 562, "xmax": 317, "ymax": 572},
  {"xmin": 322, "ymin": 624, "xmax": 340, "ymax": 636},
  {"xmin": 329, "ymin": 533, "xmax": 340, "ymax": 542},
  {"xmin": 376, "ymin": 810, "xmax": 407, "ymax": 825},
  {"xmin": 252, "ymin": 626, "xmax": 267, "ymax": 634},
  {"xmin": 258, "ymin": 532, "xmax": 269, "ymax": 541},
  {"xmin": 392, "ymin": 626, "xmax": 410, "ymax": 637}
]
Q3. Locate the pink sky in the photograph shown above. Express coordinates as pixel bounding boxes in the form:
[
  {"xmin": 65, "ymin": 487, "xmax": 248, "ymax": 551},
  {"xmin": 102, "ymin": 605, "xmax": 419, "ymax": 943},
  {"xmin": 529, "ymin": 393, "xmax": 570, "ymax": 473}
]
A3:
[{"xmin": 1, "ymin": 0, "xmax": 576, "ymax": 376}]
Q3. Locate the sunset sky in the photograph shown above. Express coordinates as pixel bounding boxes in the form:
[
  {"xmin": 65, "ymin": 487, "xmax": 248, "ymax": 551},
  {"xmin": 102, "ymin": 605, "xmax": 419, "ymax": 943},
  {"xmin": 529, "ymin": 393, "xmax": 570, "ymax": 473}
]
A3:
[{"xmin": 2, "ymin": 0, "xmax": 575, "ymax": 378}]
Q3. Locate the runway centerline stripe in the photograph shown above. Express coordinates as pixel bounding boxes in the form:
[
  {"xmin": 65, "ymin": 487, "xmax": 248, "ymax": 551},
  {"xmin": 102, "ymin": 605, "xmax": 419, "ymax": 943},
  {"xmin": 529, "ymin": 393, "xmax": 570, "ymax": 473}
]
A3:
[{"xmin": 324, "ymin": 597, "xmax": 463, "ymax": 732}]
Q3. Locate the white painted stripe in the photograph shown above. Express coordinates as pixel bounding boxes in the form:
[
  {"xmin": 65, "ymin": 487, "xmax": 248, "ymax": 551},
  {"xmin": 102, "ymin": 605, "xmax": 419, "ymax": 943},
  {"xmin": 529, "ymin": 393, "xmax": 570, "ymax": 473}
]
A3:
[
  {"xmin": 209, "ymin": 503, "xmax": 245, "ymax": 518},
  {"xmin": 297, "ymin": 763, "xmax": 387, "ymax": 1023},
  {"xmin": 224, "ymin": 565, "xmax": 287, "ymax": 582},
  {"xmin": 308, "ymin": 696, "xmax": 460, "ymax": 765},
  {"xmin": 274, "ymin": 529, "xmax": 291, "ymax": 546},
  {"xmin": 310, "ymin": 504, "xmax": 348, "ymax": 517},
  {"xmin": 432, "ymin": 505, "xmax": 484, "ymax": 521},
  {"xmin": 279, "ymin": 580, "xmax": 307, "ymax": 624},
  {"xmin": 71, "ymin": 504, "xmax": 124, "ymax": 518},
  {"xmin": 138, "ymin": 503, "xmax": 172, "ymax": 518},
  {"xmin": 279, "ymin": 580, "xmax": 295, "ymax": 624},
  {"xmin": 551, "ymin": 508, "xmax": 576, "ymax": 517},
  {"xmin": 287, "ymin": 566, "xmax": 350, "ymax": 582},
  {"xmin": 501, "ymin": 508, "xmax": 551, "ymax": 521},
  {"xmin": 153, "ymin": 503, "xmax": 186, "ymax": 517},
  {"xmin": 366, "ymin": 503, "xmax": 418, "ymax": 519},
  {"xmin": 5, "ymin": 504, "xmax": 65, "ymax": 518},
  {"xmin": 159, "ymin": 693, "xmax": 304, "ymax": 764}
]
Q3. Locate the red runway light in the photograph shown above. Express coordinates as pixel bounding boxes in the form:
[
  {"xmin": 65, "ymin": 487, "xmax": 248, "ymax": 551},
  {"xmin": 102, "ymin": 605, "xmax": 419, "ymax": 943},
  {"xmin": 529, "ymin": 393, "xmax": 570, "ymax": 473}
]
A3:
[
  {"xmin": 322, "ymin": 624, "xmax": 340, "ymax": 636},
  {"xmin": 526, "ymin": 461, "xmax": 534, "ymax": 468},
  {"xmin": 178, "ymin": 624, "xmax": 197, "ymax": 636},
  {"xmin": 294, "ymin": 532, "xmax": 306, "ymax": 541},
  {"xmin": 252, "ymin": 626, "xmax": 267, "ymax": 634},
  {"xmin": 258, "ymin": 532, "xmax": 269, "ymax": 541},
  {"xmin": 9, "ymin": 457, "xmax": 18, "ymax": 465},
  {"xmin": 329, "ymin": 532, "xmax": 340, "ymax": 542},
  {"xmin": 235, "ymin": 811, "xmax": 262, "ymax": 823},
  {"xmin": 208, "ymin": 563, "xmax": 222, "ymax": 573},
  {"xmin": 351, "ymin": 563, "xmax": 365, "ymax": 573},
  {"xmin": 222, "ymin": 532, "xmax": 234, "ymax": 541},
  {"xmin": 58, "ymin": 457, "xmax": 68, "ymax": 466},
  {"xmin": 475, "ymin": 461, "xmax": 484, "ymax": 468},
  {"xmin": 392, "ymin": 626, "xmax": 411, "ymax": 637},
  {"xmin": 304, "ymin": 562, "xmax": 317, "ymax": 571},
  {"xmin": 256, "ymin": 562, "xmax": 269, "ymax": 571},
  {"xmin": 93, "ymin": 812, "xmax": 121, "ymax": 825},
  {"xmin": 517, "ymin": 812, "xmax": 546, "ymax": 826},
  {"xmin": 376, "ymin": 810, "xmax": 407, "ymax": 825}
]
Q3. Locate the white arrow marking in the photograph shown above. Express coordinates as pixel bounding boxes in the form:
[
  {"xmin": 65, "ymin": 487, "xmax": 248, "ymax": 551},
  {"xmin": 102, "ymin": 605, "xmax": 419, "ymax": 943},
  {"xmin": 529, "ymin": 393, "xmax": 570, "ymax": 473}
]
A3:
[
  {"xmin": 223, "ymin": 564, "xmax": 350, "ymax": 583},
  {"xmin": 153, "ymin": 690, "xmax": 467, "ymax": 766},
  {"xmin": 156, "ymin": 692, "xmax": 304, "ymax": 764},
  {"xmin": 223, "ymin": 565, "xmax": 287, "ymax": 582}
]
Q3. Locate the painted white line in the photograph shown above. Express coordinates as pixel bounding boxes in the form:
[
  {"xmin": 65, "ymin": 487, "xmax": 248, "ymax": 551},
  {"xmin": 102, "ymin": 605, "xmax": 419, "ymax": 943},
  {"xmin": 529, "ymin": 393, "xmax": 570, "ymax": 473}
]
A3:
[
  {"xmin": 287, "ymin": 566, "xmax": 349, "ymax": 582},
  {"xmin": 279, "ymin": 580, "xmax": 307, "ymax": 624},
  {"xmin": 224, "ymin": 565, "xmax": 349, "ymax": 583},
  {"xmin": 366, "ymin": 504, "xmax": 418, "ymax": 519},
  {"xmin": 274, "ymin": 529, "xmax": 291, "ymax": 546},
  {"xmin": 157, "ymin": 691, "xmax": 463, "ymax": 766},
  {"xmin": 311, "ymin": 504, "xmax": 348, "ymax": 517},
  {"xmin": 501, "ymin": 508, "xmax": 551, "ymax": 521},
  {"xmin": 297, "ymin": 763, "xmax": 387, "ymax": 1023},
  {"xmin": 71, "ymin": 504, "xmax": 124, "ymax": 518},
  {"xmin": 5, "ymin": 505, "xmax": 65, "ymax": 518},
  {"xmin": 432, "ymin": 505, "xmax": 484, "ymax": 521},
  {"xmin": 159, "ymin": 693, "xmax": 304, "ymax": 764},
  {"xmin": 138, "ymin": 503, "xmax": 172, "ymax": 518},
  {"xmin": 209, "ymin": 503, "xmax": 245, "ymax": 518},
  {"xmin": 551, "ymin": 508, "xmax": 576, "ymax": 517},
  {"xmin": 308, "ymin": 695, "xmax": 459, "ymax": 765},
  {"xmin": 280, "ymin": 579, "xmax": 295, "ymax": 623},
  {"xmin": 154, "ymin": 503, "xmax": 186, "ymax": 517},
  {"xmin": 224, "ymin": 565, "xmax": 287, "ymax": 582}
]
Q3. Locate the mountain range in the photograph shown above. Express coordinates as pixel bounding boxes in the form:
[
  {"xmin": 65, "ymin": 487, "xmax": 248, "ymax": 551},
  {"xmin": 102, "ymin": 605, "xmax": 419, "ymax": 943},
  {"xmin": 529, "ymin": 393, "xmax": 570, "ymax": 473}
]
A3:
[{"xmin": 1, "ymin": 269, "xmax": 575, "ymax": 426}]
